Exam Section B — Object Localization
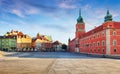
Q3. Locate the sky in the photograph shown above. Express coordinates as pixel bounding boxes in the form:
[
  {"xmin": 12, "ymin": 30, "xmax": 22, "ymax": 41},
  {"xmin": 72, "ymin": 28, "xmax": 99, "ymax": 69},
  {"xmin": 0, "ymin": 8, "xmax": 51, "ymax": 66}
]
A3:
[{"xmin": 0, "ymin": 0, "xmax": 120, "ymax": 44}]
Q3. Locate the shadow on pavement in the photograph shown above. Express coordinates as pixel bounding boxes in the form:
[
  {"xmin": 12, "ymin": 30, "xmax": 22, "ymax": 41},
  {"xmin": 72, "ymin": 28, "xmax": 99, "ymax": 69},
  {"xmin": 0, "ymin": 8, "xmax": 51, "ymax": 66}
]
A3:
[{"xmin": 5, "ymin": 52, "xmax": 106, "ymax": 59}]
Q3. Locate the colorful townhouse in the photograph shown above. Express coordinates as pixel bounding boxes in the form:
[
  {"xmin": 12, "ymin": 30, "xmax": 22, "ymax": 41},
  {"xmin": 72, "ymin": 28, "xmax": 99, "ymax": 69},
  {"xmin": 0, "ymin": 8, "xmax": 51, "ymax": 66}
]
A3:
[
  {"xmin": 68, "ymin": 10, "xmax": 120, "ymax": 56},
  {"xmin": 5, "ymin": 30, "xmax": 32, "ymax": 51},
  {"xmin": 0, "ymin": 30, "xmax": 63, "ymax": 52},
  {"xmin": 53, "ymin": 41, "xmax": 62, "ymax": 52},
  {"xmin": 32, "ymin": 33, "xmax": 53, "ymax": 51},
  {"xmin": 0, "ymin": 36, "xmax": 17, "ymax": 51}
]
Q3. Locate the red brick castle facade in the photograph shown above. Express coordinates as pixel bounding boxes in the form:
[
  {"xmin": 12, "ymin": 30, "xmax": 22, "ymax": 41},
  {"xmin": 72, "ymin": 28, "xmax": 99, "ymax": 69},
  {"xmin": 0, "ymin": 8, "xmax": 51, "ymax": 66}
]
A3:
[{"xmin": 68, "ymin": 9, "xmax": 120, "ymax": 56}]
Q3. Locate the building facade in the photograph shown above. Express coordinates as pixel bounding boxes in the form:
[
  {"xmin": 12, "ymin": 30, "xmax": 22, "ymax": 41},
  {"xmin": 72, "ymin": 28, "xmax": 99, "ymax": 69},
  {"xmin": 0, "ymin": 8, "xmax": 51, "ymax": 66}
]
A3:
[
  {"xmin": 17, "ymin": 34, "xmax": 32, "ymax": 51},
  {"xmin": 5, "ymin": 30, "xmax": 32, "ymax": 51},
  {"xmin": 32, "ymin": 33, "xmax": 53, "ymax": 51},
  {"xmin": 0, "ymin": 36, "xmax": 17, "ymax": 51},
  {"xmin": 53, "ymin": 41, "xmax": 62, "ymax": 52},
  {"xmin": 69, "ymin": 10, "xmax": 120, "ymax": 56}
]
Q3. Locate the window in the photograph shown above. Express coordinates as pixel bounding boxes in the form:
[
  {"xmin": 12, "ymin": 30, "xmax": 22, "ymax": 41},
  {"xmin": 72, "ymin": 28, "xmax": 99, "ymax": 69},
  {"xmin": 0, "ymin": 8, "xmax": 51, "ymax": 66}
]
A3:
[
  {"xmin": 113, "ymin": 31, "xmax": 116, "ymax": 36},
  {"xmin": 98, "ymin": 48, "xmax": 100, "ymax": 52},
  {"xmin": 97, "ymin": 41, "xmax": 100, "ymax": 46},
  {"xmin": 98, "ymin": 33, "xmax": 100, "ymax": 38},
  {"xmin": 24, "ymin": 35, "xmax": 26, "ymax": 38},
  {"xmin": 102, "ymin": 40, "xmax": 105, "ymax": 46},
  {"xmin": 113, "ymin": 40, "xmax": 117, "ymax": 46},
  {"xmin": 94, "ymin": 42, "xmax": 96, "ymax": 46},
  {"xmin": 103, "ymin": 49, "xmax": 104, "ymax": 52},
  {"xmin": 14, "ymin": 36, "xmax": 16, "ymax": 39},
  {"xmin": 102, "ymin": 31, "xmax": 104, "ymax": 36},
  {"xmin": 94, "ymin": 49, "xmax": 96, "ymax": 52},
  {"xmin": 114, "ymin": 48, "xmax": 117, "ymax": 52}
]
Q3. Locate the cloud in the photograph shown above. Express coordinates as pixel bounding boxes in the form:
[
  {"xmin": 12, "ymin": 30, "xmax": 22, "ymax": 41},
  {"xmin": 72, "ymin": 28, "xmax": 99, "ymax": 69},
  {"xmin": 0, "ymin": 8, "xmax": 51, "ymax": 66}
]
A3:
[
  {"xmin": 12, "ymin": 3, "xmax": 40, "ymax": 17},
  {"xmin": 26, "ymin": 7, "xmax": 39, "ymax": 14},
  {"xmin": 59, "ymin": 2, "xmax": 76, "ymax": 9},
  {"xmin": 83, "ymin": 4, "xmax": 91, "ymax": 11},
  {"xmin": 95, "ymin": 9, "xmax": 105, "ymax": 19},
  {"xmin": 111, "ymin": 11, "xmax": 119, "ymax": 17},
  {"xmin": 41, "ymin": 24, "xmax": 68, "ymax": 31},
  {"xmin": 95, "ymin": 8, "xmax": 120, "ymax": 19},
  {"xmin": 23, "ymin": 0, "xmax": 57, "ymax": 12},
  {"xmin": 0, "ymin": 0, "xmax": 40, "ymax": 18},
  {"xmin": 11, "ymin": 9, "xmax": 25, "ymax": 17}
]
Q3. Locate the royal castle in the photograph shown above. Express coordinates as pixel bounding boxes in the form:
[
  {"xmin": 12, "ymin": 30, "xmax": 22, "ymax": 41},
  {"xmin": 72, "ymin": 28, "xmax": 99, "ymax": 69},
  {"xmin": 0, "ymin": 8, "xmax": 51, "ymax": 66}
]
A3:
[{"xmin": 68, "ymin": 9, "xmax": 120, "ymax": 56}]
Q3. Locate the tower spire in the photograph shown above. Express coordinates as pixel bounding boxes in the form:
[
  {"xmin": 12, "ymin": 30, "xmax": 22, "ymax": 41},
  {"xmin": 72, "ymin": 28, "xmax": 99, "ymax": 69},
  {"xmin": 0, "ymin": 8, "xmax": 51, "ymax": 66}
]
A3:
[
  {"xmin": 77, "ymin": 8, "xmax": 84, "ymax": 23},
  {"xmin": 68, "ymin": 37, "xmax": 71, "ymax": 42},
  {"xmin": 79, "ymin": 8, "xmax": 81, "ymax": 16},
  {"xmin": 104, "ymin": 9, "xmax": 113, "ymax": 22},
  {"xmin": 107, "ymin": 9, "xmax": 109, "ymax": 14}
]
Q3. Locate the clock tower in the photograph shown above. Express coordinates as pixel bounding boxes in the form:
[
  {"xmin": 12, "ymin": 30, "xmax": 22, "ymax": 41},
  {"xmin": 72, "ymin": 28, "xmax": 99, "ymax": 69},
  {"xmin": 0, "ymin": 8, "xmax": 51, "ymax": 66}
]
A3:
[{"xmin": 75, "ymin": 9, "xmax": 85, "ymax": 38}]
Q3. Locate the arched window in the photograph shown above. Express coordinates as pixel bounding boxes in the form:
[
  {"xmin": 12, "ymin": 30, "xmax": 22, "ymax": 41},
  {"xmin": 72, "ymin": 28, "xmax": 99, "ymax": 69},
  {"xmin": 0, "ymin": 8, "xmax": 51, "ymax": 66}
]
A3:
[
  {"xmin": 114, "ymin": 48, "xmax": 117, "ymax": 52},
  {"xmin": 113, "ymin": 40, "xmax": 117, "ymax": 46},
  {"xmin": 97, "ymin": 41, "xmax": 100, "ymax": 46},
  {"xmin": 102, "ymin": 40, "xmax": 105, "ymax": 46},
  {"xmin": 113, "ymin": 31, "xmax": 116, "ymax": 36},
  {"xmin": 98, "ymin": 33, "xmax": 100, "ymax": 38}
]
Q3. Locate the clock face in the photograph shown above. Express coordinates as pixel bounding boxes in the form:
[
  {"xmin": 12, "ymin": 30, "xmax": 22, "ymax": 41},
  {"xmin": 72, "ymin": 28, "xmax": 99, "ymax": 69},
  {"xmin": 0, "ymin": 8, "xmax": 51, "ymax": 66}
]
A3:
[{"xmin": 76, "ymin": 24, "xmax": 85, "ymax": 31}]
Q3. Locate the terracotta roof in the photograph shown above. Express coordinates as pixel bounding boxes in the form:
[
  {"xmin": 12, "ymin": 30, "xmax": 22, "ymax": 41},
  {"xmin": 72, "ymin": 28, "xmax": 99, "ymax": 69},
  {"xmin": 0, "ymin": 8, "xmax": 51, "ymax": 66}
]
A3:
[
  {"xmin": 79, "ymin": 21, "xmax": 120, "ymax": 38},
  {"xmin": 53, "ymin": 41, "xmax": 62, "ymax": 45},
  {"xmin": 113, "ymin": 22, "xmax": 120, "ymax": 28},
  {"xmin": 80, "ymin": 25, "xmax": 104, "ymax": 38},
  {"xmin": 18, "ymin": 32, "xmax": 23, "ymax": 36}
]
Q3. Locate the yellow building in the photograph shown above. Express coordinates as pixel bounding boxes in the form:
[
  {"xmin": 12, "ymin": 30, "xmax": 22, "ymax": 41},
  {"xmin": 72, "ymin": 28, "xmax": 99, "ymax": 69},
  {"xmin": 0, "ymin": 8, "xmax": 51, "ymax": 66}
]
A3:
[{"xmin": 17, "ymin": 34, "xmax": 32, "ymax": 51}]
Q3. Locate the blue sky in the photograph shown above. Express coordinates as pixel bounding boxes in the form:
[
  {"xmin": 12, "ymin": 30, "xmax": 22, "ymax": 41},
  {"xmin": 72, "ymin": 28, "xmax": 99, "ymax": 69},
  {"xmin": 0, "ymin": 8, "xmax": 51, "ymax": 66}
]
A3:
[{"xmin": 0, "ymin": 0, "xmax": 120, "ymax": 44}]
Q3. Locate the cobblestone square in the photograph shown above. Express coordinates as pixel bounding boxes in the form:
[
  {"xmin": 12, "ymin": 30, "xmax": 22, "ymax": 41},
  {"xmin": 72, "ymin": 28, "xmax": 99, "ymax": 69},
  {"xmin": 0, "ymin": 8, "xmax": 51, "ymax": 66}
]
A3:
[{"xmin": 0, "ymin": 52, "xmax": 120, "ymax": 74}]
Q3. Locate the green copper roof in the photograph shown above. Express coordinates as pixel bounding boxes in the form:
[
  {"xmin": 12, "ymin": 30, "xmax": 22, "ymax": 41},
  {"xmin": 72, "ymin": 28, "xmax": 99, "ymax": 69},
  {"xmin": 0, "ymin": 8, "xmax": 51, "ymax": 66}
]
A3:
[
  {"xmin": 104, "ymin": 10, "xmax": 113, "ymax": 22},
  {"xmin": 77, "ymin": 9, "xmax": 84, "ymax": 23}
]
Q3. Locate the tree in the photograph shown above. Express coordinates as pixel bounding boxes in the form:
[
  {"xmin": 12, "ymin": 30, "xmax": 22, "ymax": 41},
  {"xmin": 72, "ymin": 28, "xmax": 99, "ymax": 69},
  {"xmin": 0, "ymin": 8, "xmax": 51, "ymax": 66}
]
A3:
[{"xmin": 61, "ymin": 44, "xmax": 67, "ymax": 51}]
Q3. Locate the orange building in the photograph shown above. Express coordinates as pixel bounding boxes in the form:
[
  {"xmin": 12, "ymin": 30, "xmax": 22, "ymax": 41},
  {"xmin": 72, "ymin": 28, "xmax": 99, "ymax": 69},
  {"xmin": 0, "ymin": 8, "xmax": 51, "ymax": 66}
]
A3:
[{"xmin": 69, "ymin": 10, "xmax": 120, "ymax": 56}]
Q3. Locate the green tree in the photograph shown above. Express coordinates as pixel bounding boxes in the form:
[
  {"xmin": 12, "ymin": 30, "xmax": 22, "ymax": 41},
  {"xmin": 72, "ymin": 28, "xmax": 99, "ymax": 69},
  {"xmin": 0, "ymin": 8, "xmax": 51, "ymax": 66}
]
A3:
[{"xmin": 61, "ymin": 44, "xmax": 67, "ymax": 51}]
